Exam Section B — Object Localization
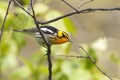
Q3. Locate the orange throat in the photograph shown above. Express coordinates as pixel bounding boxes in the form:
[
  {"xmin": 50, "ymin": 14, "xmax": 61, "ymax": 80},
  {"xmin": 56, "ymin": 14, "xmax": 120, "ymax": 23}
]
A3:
[{"xmin": 52, "ymin": 38, "xmax": 69, "ymax": 44}]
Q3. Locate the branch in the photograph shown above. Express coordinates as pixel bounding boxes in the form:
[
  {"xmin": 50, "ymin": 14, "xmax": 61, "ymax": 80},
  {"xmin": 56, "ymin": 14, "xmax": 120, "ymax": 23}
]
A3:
[
  {"xmin": 52, "ymin": 47, "xmax": 113, "ymax": 80},
  {"xmin": 1, "ymin": 1, "xmax": 116, "ymax": 80},
  {"xmin": 77, "ymin": 0, "xmax": 94, "ymax": 9},
  {"xmin": 61, "ymin": 0, "xmax": 79, "ymax": 13},
  {"xmin": 51, "ymin": 46, "xmax": 112, "ymax": 80},
  {"xmin": 0, "ymin": 0, "xmax": 13, "ymax": 42},
  {"xmin": 79, "ymin": 46, "xmax": 112, "ymax": 80},
  {"xmin": 46, "ymin": 46, "xmax": 52, "ymax": 80},
  {"xmin": 0, "ymin": 0, "xmax": 13, "ymax": 79},
  {"xmin": 37, "ymin": 7, "xmax": 120, "ymax": 25},
  {"xmin": 13, "ymin": 0, "xmax": 33, "ymax": 17},
  {"xmin": 12, "ymin": 0, "xmax": 52, "ymax": 80},
  {"xmin": 52, "ymin": 55, "xmax": 89, "ymax": 58},
  {"xmin": 29, "ymin": 0, "xmax": 52, "ymax": 80}
]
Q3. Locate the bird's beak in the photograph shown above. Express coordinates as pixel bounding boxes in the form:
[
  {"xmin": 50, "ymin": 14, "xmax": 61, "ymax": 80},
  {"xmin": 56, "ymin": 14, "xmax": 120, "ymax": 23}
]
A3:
[{"xmin": 69, "ymin": 39, "xmax": 73, "ymax": 43}]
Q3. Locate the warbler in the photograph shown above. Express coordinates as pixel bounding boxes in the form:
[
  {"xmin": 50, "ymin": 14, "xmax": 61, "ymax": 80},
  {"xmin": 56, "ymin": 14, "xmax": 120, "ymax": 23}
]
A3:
[{"xmin": 14, "ymin": 26, "xmax": 71, "ymax": 47}]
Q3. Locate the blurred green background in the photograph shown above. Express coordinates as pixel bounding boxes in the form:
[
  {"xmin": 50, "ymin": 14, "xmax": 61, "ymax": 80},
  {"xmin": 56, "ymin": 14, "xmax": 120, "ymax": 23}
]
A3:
[{"xmin": 0, "ymin": 0, "xmax": 120, "ymax": 80}]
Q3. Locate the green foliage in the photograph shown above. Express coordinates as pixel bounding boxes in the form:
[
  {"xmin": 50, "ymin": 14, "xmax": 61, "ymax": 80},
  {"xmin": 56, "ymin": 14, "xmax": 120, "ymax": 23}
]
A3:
[
  {"xmin": 80, "ymin": 47, "xmax": 97, "ymax": 70},
  {"xmin": 0, "ymin": 1, "xmax": 8, "ymax": 27},
  {"xmin": 63, "ymin": 18, "xmax": 77, "ymax": 34},
  {"xmin": 15, "ymin": 0, "xmax": 29, "ymax": 5},
  {"xmin": 110, "ymin": 53, "xmax": 120, "ymax": 66},
  {"xmin": 0, "ymin": 1, "xmax": 115, "ymax": 80},
  {"xmin": 44, "ymin": 0, "xmax": 52, "ymax": 4}
]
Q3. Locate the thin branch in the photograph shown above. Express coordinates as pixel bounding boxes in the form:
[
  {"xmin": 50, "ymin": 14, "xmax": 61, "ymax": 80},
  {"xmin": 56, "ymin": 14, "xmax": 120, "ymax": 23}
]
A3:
[
  {"xmin": 30, "ymin": 0, "xmax": 52, "ymax": 80},
  {"xmin": 52, "ymin": 55, "xmax": 89, "ymax": 58},
  {"xmin": 30, "ymin": 0, "xmax": 49, "ymax": 46},
  {"xmin": 61, "ymin": 0, "xmax": 79, "ymax": 13},
  {"xmin": 77, "ymin": 0, "xmax": 94, "ymax": 9},
  {"xmin": 37, "ymin": 7, "xmax": 120, "ymax": 25},
  {"xmin": 13, "ymin": 0, "xmax": 33, "ymax": 17},
  {"xmin": 1, "ymin": 1, "xmax": 117, "ymax": 80},
  {"xmin": 0, "ymin": 0, "xmax": 13, "ymax": 79},
  {"xmin": 79, "ymin": 46, "xmax": 112, "ymax": 80},
  {"xmin": 46, "ymin": 46, "xmax": 52, "ymax": 80},
  {"xmin": 0, "ymin": 0, "xmax": 13, "ymax": 42}
]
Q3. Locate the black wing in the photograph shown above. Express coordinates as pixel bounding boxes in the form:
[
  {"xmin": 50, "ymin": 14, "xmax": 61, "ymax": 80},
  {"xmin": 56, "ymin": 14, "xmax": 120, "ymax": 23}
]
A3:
[
  {"xmin": 40, "ymin": 26, "xmax": 58, "ymax": 34},
  {"xmin": 14, "ymin": 26, "xmax": 58, "ymax": 35},
  {"xmin": 22, "ymin": 26, "xmax": 58, "ymax": 34}
]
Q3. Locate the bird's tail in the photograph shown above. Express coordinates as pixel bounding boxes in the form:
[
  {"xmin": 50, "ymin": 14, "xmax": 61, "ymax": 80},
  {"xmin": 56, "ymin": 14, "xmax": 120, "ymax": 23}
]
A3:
[
  {"xmin": 13, "ymin": 29, "xmax": 33, "ymax": 35},
  {"xmin": 13, "ymin": 29, "xmax": 23, "ymax": 32}
]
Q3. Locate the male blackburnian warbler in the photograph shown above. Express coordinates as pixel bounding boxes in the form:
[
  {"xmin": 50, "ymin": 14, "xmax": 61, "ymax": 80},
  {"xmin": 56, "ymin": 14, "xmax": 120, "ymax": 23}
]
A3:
[{"xmin": 14, "ymin": 26, "xmax": 71, "ymax": 47}]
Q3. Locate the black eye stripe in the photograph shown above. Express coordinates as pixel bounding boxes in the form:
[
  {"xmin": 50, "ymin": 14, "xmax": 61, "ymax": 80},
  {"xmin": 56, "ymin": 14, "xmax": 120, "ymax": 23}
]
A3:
[
  {"xmin": 62, "ymin": 33, "xmax": 68, "ymax": 39},
  {"xmin": 62, "ymin": 33, "xmax": 65, "ymax": 37}
]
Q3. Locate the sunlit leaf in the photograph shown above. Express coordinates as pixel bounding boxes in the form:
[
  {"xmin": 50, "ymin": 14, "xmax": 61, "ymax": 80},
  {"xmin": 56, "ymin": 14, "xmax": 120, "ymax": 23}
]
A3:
[
  {"xmin": 88, "ymin": 47, "xmax": 97, "ymax": 61},
  {"xmin": 0, "ymin": 0, "xmax": 111, "ymax": 80},
  {"xmin": 0, "ymin": 30, "xmax": 18, "ymax": 75},
  {"xmin": 44, "ymin": 10, "xmax": 67, "ymax": 31},
  {"xmin": 69, "ymin": 68, "xmax": 92, "ymax": 80},
  {"xmin": 1, "ymin": 30, "xmax": 17, "ymax": 55},
  {"xmin": 82, "ymin": 47, "xmax": 97, "ymax": 69},
  {"xmin": 63, "ymin": 18, "xmax": 77, "ymax": 34},
  {"xmin": 1, "ymin": 53, "xmax": 18, "ymax": 71},
  {"xmin": 0, "ymin": 1, "xmax": 8, "ymax": 19},
  {"xmin": 15, "ymin": 0, "xmax": 29, "ymax": 5},
  {"xmin": 44, "ymin": 0, "xmax": 52, "ymax": 4},
  {"xmin": 10, "ymin": 66, "xmax": 31, "ymax": 79},
  {"xmin": 61, "ymin": 61, "xmax": 72, "ymax": 76},
  {"xmin": 6, "ymin": 14, "xmax": 34, "ymax": 30},
  {"xmin": 34, "ymin": 3, "xmax": 49, "ymax": 15},
  {"xmin": 13, "ymin": 32, "xmax": 26, "ymax": 49}
]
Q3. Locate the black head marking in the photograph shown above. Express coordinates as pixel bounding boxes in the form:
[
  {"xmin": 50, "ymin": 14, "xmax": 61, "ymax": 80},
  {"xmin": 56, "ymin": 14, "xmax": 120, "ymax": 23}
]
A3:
[{"xmin": 41, "ymin": 26, "xmax": 58, "ymax": 34}]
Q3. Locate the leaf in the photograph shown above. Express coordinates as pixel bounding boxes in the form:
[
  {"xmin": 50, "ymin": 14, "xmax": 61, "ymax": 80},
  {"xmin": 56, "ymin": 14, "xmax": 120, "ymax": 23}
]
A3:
[
  {"xmin": 69, "ymin": 68, "xmax": 92, "ymax": 80},
  {"xmin": 88, "ymin": 47, "xmax": 97, "ymax": 61},
  {"xmin": 0, "ymin": 30, "xmax": 18, "ymax": 55},
  {"xmin": 13, "ymin": 32, "xmax": 26, "ymax": 49},
  {"xmin": 44, "ymin": 0, "xmax": 52, "ymax": 4},
  {"xmin": 34, "ymin": 3, "xmax": 49, "ymax": 15},
  {"xmin": 110, "ymin": 53, "xmax": 120, "ymax": 65},
  {"xmin": 63, "ymin": 18, "xmax": 77, "ymax": 34},
  {"xmin": 84, "ymin": 47, "xmax": 97, "ymax": 69},
  {"xmin": 61, "ymin": 61, "xmax": 72, "ymax": 76},
  {"xmin": 6, "ymin": 14, "xmax": 34, "ymax": 30},
  {"xmin": 0, "ymin": 1, "xmax": 8, "ymax": 19},
  {"xmin": 10, "ymin": 66, "xmax": 31, "ymax": 79}
]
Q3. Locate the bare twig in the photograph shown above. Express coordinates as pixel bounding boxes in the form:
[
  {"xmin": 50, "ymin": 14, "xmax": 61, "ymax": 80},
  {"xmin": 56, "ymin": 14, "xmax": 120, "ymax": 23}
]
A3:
[
  {"xmin": 79, "ymin": 46, "xmax": 112, "ymax": 80},
  {"xmin": 29, "ymin": 0, "xmax": 52, "ymax": 80},
  {"xmin": 52, "ymin": 55, "xmax": 89, "ymax": 58},
  {"xmin": 13, "ymin": 0, "xmax": 33, "ymax": 17},
  {"xmin": 0, "ymin": 0, "xmax": 13, "ymax": 79},
  {"xmin": 0, "ymin": 0, "xmax": 13, "ymax": 42},
  {"xmin": 61, "ymin": 0, "xmax": 79, "ymax": 13},
  {"xmin": 38, "ymin": 7, "xmax": 120, "ymax": 25},
  {"xmin": 77, "ymin": 0, "xmax": 94, "ymax": 9}
]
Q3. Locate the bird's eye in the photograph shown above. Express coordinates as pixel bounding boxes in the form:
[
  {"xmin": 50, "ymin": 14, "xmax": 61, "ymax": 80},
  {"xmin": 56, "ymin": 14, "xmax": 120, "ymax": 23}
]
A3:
[{"xmin": 62, "ymin": 32, "xmax": 68, "ymax": 39}]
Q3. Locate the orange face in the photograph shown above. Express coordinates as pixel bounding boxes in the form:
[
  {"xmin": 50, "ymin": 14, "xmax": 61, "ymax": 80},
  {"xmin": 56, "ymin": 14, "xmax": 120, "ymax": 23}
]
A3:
[
  {"xmin": 50, "ymin": 30, "xmax": 70, "ymax": 44},
  {"xmin": 52, "ymin": 37, "xmax": 69, "ymax": 44}
]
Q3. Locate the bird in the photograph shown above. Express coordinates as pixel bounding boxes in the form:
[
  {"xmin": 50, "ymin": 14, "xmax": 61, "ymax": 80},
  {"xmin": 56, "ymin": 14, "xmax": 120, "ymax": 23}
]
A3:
[{"xmin": 14, "ymin": 26, "xmax": 71, "ymax": 47}]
